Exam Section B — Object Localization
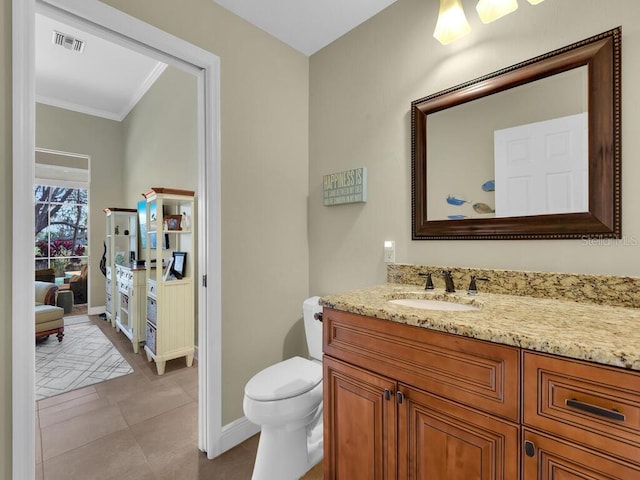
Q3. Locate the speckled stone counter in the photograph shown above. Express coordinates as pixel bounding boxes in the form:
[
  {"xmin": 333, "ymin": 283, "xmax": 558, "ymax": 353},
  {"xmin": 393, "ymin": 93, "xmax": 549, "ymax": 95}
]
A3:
[
  {"xmin": 319, "ymin": 283, "xmax": 640, "ymax": 371},
  {"xmin": 387, "ymin": 263, "xmax": 640, "ymax": 308}
]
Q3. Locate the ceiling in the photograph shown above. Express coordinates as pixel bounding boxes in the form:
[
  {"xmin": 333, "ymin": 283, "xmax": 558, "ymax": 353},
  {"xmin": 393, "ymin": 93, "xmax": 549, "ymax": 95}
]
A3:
[
  {"xmin": 36, "ymin": 13, "xmax": 167, "ymax": 121},
  {"xmin": 213, "ymin": 0, "xmax": 398, "ymax": 56},
  {"xmin": 35, "ymin": 1, "xmax": 397, "ymax": 120}
]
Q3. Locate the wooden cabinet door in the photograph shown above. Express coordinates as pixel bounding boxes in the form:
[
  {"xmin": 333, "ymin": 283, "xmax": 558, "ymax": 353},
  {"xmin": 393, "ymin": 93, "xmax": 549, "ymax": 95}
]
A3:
[
  {"xmin": 522, "ymin": 429, "xmax": 639, "ymax": 479},
  {"xmin": 324, "ymin": 356, "xmax": 397, "ymax": 480},
  {"xmin": 398, "ymin": 385, "xmax": 519, "ymax": 480}
]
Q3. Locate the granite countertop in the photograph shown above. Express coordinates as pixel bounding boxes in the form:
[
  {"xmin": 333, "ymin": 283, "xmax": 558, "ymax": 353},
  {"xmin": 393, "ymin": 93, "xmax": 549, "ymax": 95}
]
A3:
[{"xmin": 320, "ymin": 283, "xmax": 640, "ymax": 371}]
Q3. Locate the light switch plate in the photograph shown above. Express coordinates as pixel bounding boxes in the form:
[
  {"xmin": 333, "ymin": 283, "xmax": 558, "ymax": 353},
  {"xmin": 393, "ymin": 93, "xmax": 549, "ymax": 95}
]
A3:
[{"xmin": 384, "ymin": 240, "xmax": 395, "ymax": 263}]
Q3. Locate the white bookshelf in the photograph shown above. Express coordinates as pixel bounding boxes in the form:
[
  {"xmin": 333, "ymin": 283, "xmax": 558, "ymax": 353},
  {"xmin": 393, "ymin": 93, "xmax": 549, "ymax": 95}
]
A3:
[{"xmin": 142, "ymin": 187, "xmax": 195, "ymax": 375}]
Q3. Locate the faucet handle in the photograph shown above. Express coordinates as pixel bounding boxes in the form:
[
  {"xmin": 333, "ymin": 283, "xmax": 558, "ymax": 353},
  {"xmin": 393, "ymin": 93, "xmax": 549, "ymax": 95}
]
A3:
[
  {"xmin": 418, "ymin": 272, "xmax": 434, "ymax": 290},
  {"xmin": 468, "ymin": 275, "xmax": 489, "ymax": 295}
]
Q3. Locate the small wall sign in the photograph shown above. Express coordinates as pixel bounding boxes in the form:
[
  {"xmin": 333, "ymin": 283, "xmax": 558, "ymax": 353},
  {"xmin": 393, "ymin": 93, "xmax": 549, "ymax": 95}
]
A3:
[{"xmin": 323, "ymin": 167, "xmax": 368, "ymax": 206}]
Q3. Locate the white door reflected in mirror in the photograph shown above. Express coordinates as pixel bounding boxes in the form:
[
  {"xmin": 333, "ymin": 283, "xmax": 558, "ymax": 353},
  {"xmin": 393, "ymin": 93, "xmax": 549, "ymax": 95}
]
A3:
[{"xmin": 494, "ymin": 112, "xmax": 588, "ymax": 217}]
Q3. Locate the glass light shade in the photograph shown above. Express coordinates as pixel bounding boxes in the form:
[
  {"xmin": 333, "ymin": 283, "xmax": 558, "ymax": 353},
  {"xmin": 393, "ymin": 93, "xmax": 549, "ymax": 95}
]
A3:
[
  {"xmin": 433, "ymin": 0, "xmax": 471, "ymax": 45},
  {"xmin": 527, "ymin": 0, "xmax": 544, "ymax": 4},
  {"xmin": 476, "ymin": 0, "xmax": 519, "ymax": 24}
]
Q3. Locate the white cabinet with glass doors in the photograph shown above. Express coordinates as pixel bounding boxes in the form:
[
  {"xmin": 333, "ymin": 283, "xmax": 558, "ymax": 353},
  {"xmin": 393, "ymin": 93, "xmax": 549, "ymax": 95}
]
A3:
[
  {"xmin": 115, "ymin": 264, "xmax": 146, "ymax": 353},
  {"xmin": 104, "ymin": 208, "xmax": 138, "ymax": 328}
]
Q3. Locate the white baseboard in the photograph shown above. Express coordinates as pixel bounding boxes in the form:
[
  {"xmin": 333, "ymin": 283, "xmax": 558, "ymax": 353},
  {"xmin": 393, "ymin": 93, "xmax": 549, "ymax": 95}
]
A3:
[
  {"xmin": 220, "ymin": 416, "xmax": 260, "ymax": 453},
  {"xmin": 88, "ymin": 306, "xmax": 105, "ymax": 316}
]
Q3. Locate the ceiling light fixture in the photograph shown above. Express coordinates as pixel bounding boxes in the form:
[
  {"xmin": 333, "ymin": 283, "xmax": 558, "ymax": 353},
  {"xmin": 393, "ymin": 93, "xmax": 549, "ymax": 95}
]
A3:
[
  {"xmin": 476, "ymin": 0, "xmax": 518, "ymax": 24},
  {"xmin": 433, "ymin": 0, "xmax": 471, "ymax": 45},
  {"xmin": 434, "ymin": 0, "xmax": 544, "ymax": 45}
]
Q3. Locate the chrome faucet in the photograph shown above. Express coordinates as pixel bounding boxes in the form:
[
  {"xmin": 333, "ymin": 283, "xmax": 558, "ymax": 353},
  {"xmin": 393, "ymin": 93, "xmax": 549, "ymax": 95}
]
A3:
[{"xmin": 439, "ymin": 270, "xmax": 455, "ymax": 293}]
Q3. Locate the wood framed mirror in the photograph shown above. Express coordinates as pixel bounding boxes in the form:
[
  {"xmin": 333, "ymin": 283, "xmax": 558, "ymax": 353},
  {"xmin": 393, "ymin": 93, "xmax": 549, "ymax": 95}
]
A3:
[{"xmin": 411, "ymin": 27, "xmax": 621, "ymax": 240}]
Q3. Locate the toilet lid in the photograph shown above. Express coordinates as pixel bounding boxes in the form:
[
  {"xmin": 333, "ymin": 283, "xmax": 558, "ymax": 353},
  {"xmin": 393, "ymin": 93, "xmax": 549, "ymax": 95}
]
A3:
[{"xmin": 245, "ymin": 356, "xmax": 322, "ymax": 401}]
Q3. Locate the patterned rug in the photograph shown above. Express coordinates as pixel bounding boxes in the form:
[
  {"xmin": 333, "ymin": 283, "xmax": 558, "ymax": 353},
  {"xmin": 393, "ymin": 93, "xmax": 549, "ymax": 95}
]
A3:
[{"xmin": 36, "ymin": 321, "xmax": 134, "ymax": 400}]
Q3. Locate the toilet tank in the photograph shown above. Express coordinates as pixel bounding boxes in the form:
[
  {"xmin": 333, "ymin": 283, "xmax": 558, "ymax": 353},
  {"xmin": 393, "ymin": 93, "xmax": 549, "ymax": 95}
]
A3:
[{"xmin": 303, "ymin": 296, "xmax": 323, "ymax": 361}]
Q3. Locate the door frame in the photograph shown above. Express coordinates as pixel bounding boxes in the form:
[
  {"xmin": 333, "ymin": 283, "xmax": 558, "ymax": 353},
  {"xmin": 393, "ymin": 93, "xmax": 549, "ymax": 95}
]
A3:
[{"xmin": 12, "ymin": 1, "xmax": 223, "ymax": 477}]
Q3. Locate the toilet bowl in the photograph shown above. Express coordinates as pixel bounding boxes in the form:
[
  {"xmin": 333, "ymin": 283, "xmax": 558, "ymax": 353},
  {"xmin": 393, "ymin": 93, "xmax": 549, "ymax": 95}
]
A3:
[{"xmin": 243, "ymin": 297, "xmax": 323, "ymax": 480}]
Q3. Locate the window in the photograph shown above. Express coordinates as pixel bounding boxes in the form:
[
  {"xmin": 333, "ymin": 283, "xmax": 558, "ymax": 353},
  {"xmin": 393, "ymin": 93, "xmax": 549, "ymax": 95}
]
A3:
[{"xmin": 34, "ymin": 185, "xmax": 89, "ymax": 281}]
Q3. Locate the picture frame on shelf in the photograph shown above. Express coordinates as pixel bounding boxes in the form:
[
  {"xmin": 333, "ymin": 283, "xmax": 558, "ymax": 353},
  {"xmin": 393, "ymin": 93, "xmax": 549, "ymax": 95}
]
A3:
[
  {"xmin": 138, "ymin": 200, "xmax": 164, "ymax": 247},
  {"xmin": 162, "ymin": 257, "xmax": 174, "ymax": 281},
  {"xmin": 164, "ymin": 214, "xmax": 182, "ymax": 231},
  {"xmin": 114, "ymin": 251, "xmax": 126, "ymax": 266},
  {"xmin": 171, "ymin": 251, "xmax": 187, "ymax": 279},
  {"xmin": 137, "ymin": 200, "xmax": 148, "ymax": 248},
  {"xmin": 149, "ymin": 232, "xmax": 169, "ymax": 250}
]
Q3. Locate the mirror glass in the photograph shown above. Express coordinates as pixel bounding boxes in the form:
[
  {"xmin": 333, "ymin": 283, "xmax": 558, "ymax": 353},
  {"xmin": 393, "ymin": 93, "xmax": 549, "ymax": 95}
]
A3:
[
  {"xmin": 427, "ymin": 68, "xmax": 588, "ymax": 221},
  {"xmin": 411, "ymin": 28, "xmax": 621, "ymax": 240}
]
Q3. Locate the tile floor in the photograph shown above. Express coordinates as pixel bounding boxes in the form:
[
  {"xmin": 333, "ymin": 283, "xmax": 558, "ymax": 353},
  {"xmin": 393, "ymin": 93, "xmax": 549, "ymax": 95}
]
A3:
[{"xmin": 35, "ymin": 315, "xmax": 259, "ymax": 479}]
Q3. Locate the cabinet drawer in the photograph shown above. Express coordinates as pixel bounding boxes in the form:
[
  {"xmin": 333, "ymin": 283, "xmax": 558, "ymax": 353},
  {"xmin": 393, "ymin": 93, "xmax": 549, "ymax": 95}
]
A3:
[
  {"xmin": 324, "ymin": 308, "xmax": 520, "ymax": 421},
  {"xmin": 523, "ymin": 428, "xmax": 639, "ymax": 479},
  {"xmin": 146, "ymin": 297, "xmax": 157, "ymax": 326},
  {"xmin": 146, "ymin": 322, "xmax": 157, "ymax": 354},
  {"xmin": 523, "ymin": 351, "xmax": 640, "ymax": 465},
  {"xmin": 147, "ymin": 280, "xmax": 157, "ymax": 297}
]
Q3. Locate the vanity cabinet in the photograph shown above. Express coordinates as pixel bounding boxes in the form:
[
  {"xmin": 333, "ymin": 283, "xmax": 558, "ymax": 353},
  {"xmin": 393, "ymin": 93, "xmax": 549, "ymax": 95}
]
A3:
[
  {"xmin": 324, "ymin": 308, "xmax": 640, "ymax": 479},
  {"xmin": 522, "ymin": 351, "xmax": 640, "ymax": 479},
  {"xmin": 323, "ymin": 308, "xmax": 520, "ymax": 479}
]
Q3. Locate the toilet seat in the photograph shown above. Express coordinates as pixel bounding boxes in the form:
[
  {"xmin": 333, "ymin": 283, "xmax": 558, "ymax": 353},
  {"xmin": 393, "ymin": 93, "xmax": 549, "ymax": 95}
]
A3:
[{"xmin": 245, "ymin": 356, "xmax": 322, "ymax": 401}]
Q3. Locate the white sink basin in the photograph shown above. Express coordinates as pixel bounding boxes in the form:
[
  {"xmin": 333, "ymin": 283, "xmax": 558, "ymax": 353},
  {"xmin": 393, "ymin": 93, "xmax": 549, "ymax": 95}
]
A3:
[{"xmin": 389, "ymin": 298, "xmax": 480, "ymax": 312}]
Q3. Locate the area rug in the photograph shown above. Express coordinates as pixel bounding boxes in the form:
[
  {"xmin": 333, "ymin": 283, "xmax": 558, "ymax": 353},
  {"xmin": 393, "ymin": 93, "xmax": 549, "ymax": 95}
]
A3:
[
  {"xmin": 36, "ymin": 323, "xmax": 134, "ymax": 400},
  {"xmin": 64, "ymin": 314, "xmax": 92, "ymax": 327}
]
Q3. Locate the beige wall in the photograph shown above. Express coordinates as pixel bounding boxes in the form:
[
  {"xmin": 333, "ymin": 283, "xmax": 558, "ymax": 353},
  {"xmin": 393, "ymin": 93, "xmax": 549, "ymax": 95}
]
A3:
[
  {"xmin": 36, "ymin": 104, "xmax": 125, "ymax": 309},
  {"xmin": 122, "ymin": 66, "xmax": 198, "ymax": 203},
  {"xmin": 81, "ymin": 0, "xmax": 309, "ymax": 423},
  {"xmin": 96, "ymin": 0, "xmax": 311, "ymax": 426},
  {"xmin": 2, "ymin": 0, "xmax": 309, "ymax": 474},
  {"xmin": 309, "ymin": 0, "xmax": 640, "ymax": 296}
]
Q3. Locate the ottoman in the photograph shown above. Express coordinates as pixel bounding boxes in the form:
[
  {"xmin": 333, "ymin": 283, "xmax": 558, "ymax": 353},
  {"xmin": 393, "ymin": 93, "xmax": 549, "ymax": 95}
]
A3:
[
  {"xmin": 35, "ymin": 304, "xmax": 65, "ymax": 342},
  {"xmin": 56, "ymin": 289, "xmax": 74, "ymax": 314}
]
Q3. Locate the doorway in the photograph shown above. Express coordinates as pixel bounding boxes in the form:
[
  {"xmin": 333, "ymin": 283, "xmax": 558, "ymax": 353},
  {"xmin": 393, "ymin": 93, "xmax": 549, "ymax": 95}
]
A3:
[
  {"xmin": 35, "ymin": 149, "xmax": 90, "ymax": 319},
  {"xmin": 13, "ymin": 1, "xmax": 223, "ymax": 478}
]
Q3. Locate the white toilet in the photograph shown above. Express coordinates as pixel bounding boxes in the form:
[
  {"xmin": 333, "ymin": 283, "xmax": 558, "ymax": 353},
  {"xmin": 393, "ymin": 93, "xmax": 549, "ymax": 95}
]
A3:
[{"xmin": 243, "ymin": 296, "xmax": 324, "ymax": 480}]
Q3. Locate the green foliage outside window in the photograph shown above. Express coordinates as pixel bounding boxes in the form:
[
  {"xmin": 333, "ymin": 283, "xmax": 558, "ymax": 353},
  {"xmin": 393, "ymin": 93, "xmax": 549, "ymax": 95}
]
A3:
[{"xmin": 34, "ymin": 185, "xmax": 89, "ymax": 277}]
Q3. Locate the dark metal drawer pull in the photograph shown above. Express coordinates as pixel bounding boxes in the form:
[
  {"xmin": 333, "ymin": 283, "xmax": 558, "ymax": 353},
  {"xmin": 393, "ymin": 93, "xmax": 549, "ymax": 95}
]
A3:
[
  {"xmin": 565, "ymin": 398, "xmax": 625, "ymax": 421},
  {"xmin": 384, "ymin": 389, "xmax": 391, "ymax": 401},
  {"xmin": 524, "ymin": 440, "xmax": 536, "ymax": 458}
]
